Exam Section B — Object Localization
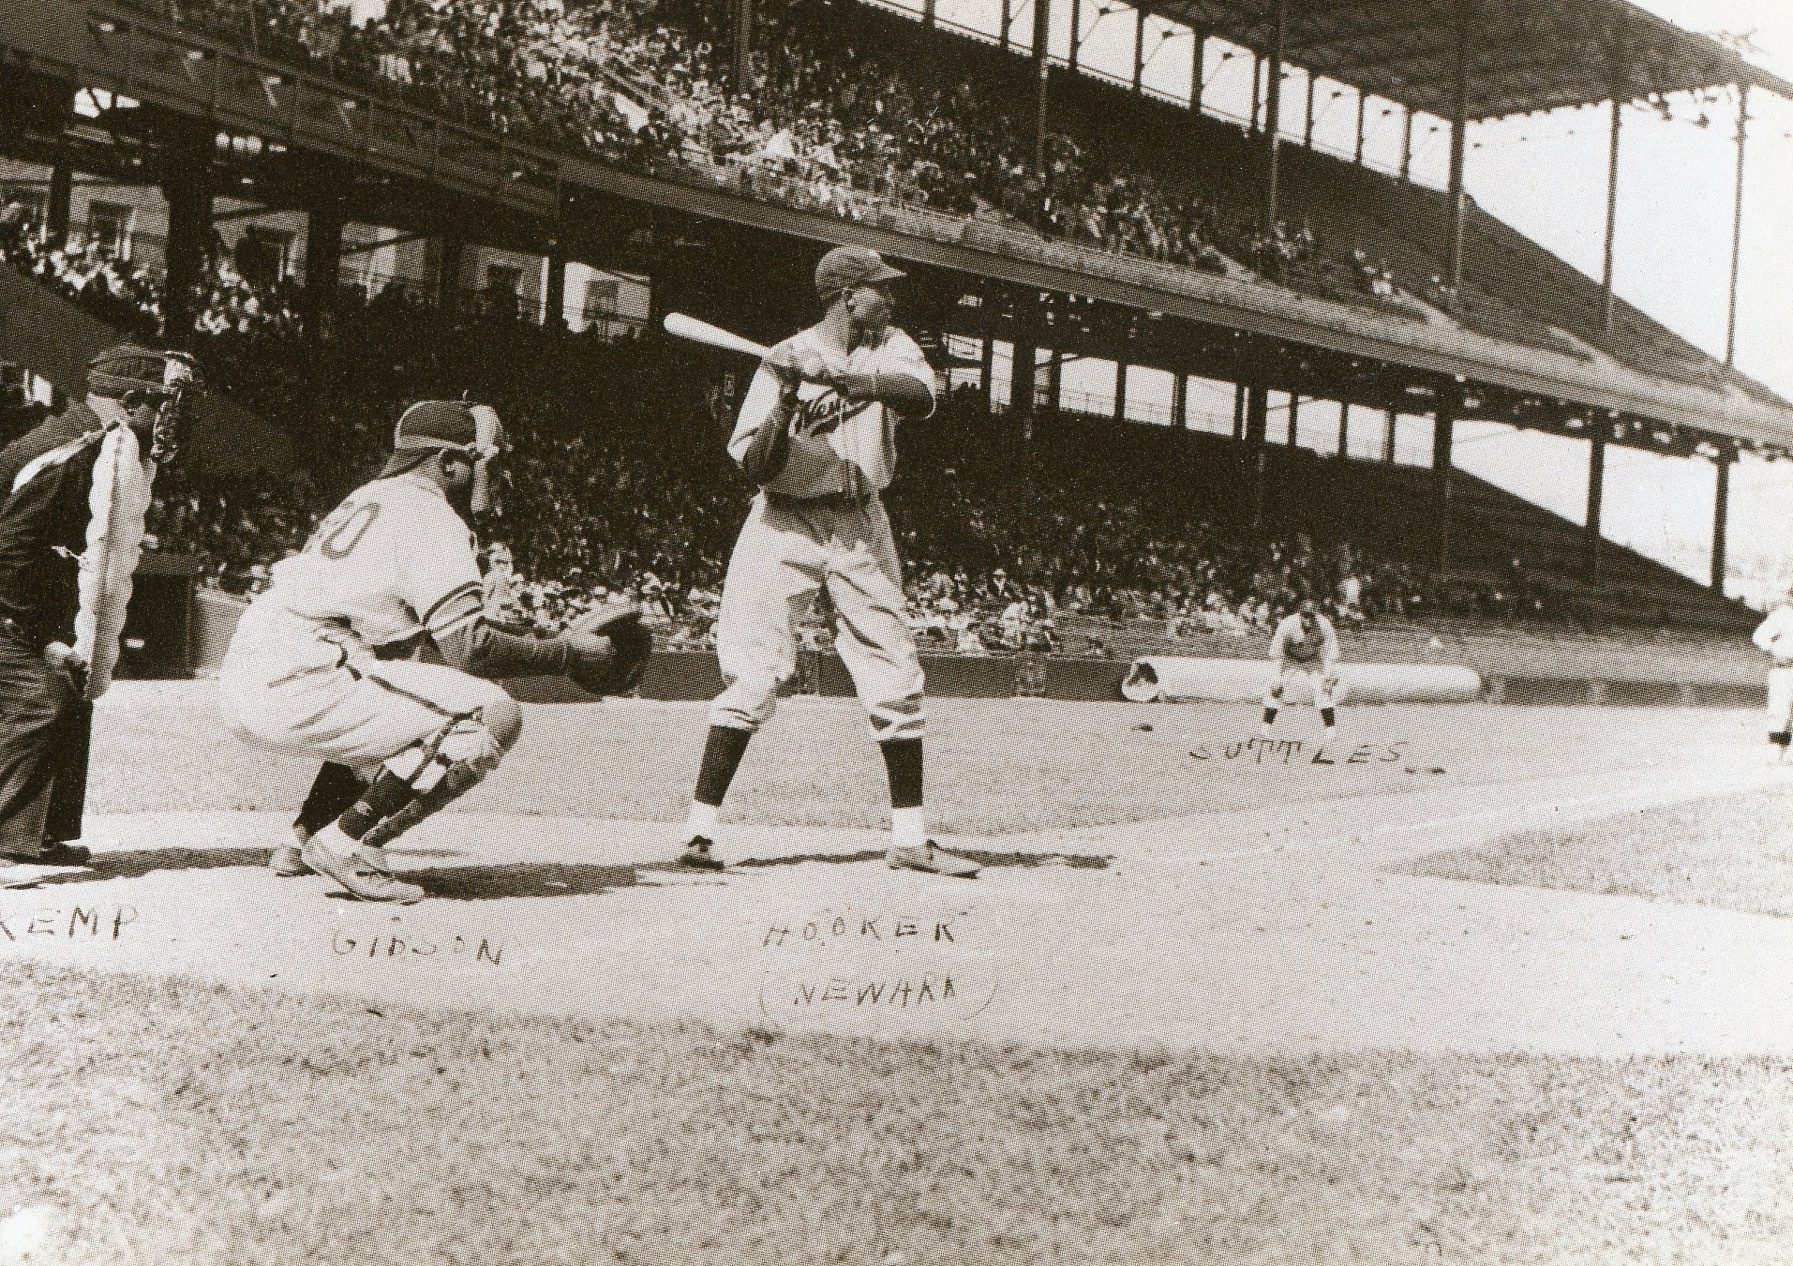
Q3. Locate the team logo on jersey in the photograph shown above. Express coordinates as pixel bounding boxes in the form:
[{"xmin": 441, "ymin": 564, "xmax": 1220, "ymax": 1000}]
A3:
[{"xmin": 794, "ymin": 390, "xmax": 874, "ymax": 439}]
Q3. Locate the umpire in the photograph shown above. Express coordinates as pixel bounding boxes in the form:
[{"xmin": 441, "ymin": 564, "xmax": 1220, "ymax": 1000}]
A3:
[{"xmin": 0, "ymin": 344, "xmax": 201, "ymax": 881}]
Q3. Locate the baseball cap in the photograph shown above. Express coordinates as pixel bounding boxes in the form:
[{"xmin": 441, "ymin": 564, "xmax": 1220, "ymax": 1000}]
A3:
[
  {"xmin": 381, "ymin": 400, "xmax": 505, "ymax": 476},
  {"xmin": 814, "ymin": 245, "xmax": 905, "ymax": 297}
]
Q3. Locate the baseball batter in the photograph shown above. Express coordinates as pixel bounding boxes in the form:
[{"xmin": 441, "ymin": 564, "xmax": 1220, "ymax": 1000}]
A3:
[
  {"xmin": 674, "ymin": 245, "xmax": 977, "ymax": 878},
  {"xmin": 218, "ymin": 401, "xmax": 619, "ymax": 903},
  {"xmin": 1751, "ymin": 587, "xmax": 1793, "ymax": 765},
  {"xmin": 1261, "ymin": 598, "xmax": 1341, "ymax": 738}
]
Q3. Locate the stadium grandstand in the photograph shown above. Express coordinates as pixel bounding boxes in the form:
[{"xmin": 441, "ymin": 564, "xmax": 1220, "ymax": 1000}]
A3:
[{"xmin": 0, "ymin": 0, "xmax": 1788, "ymax": 690}]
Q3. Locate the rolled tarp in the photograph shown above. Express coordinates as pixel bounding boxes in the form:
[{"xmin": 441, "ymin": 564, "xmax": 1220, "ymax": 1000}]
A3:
[{"xmin": 1121, "ymin": 656, "xmax": 1482, "ymax": 705}]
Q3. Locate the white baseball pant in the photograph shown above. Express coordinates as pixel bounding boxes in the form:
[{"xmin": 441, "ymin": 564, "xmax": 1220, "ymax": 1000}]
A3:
[
  {"xmin": 218, "ymin": 604, "xmax": 520, "ymax": 779},
  {"xmin": 711, "ymin": 491, "xmax": 924, "ymax": 742},
  {"xmin": 1264, "ymin": 662, "xmax": 1339, "ymax": 710},
  {"xmin": 1768, "ymin": 664, "xmax": 1793, "ymax": 732}
]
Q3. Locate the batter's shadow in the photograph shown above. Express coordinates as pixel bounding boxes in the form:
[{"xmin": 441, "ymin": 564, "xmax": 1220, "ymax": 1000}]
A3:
[{"xmin": 735, "ymin": 849, "xmax": 1112, "ymax": 871}]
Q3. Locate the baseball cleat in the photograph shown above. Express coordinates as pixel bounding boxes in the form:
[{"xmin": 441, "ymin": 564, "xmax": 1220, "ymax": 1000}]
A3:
[
  {"xmin": 887, "ymin": 840, "xmax": 980, "ymax": 878},
  {"xmin": 301, "ymin": 826, "xmax": 424, "ymax": 904},
  {"xmin": 268, "ymin": 843, "xmax": 311, "ymax": 877},
  {"xmin": 676, "ymin": 835, "xmax": 726, "ymax": 871}
]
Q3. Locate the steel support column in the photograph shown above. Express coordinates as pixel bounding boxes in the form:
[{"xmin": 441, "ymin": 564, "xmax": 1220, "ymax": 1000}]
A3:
[
  {"xmin": 1047, "ymin": 347, "xmax": 1063, "ymax": 411},
  {"xmin": 437, "ymin": 234, "xmax": 464, "ymax": 318},
  {"xmin": 1711, "ymin": 455, "xmax": 1731, "ymax": 591},
  {"xmin": 1303, "ymin": 72, "xmax": 1316, "ymax": 147},
  {"xmin": 1068, "ymin": 0, "xmax": 1081, "ymax": 71},
  {"xmin": 1286, "ymin": 392, "xmax": 1299, "ymax": 445},
  {"xmin": 46, "ymin": 160, "xmax": 72, "ymax": 247},
  {"xmin": 300, "ymin": 201, "xmax": 344, "ymax": 344},
  {"xmin": 1445, "ymin": 1, "xmax": 1472, "ymax": 292},
  {"xmin": 1232, "ymin": 382, "xmax": 1246, "ymax": 440},
  {"xmin": 1584, "ymin": 433, "xmax": 1606, "ymax": 582},
  {"xmin": 158, "ymin": 143, "xmax": 214, "ymax": 350},
  {"xmin": 922, "ymin": 0, "xmax": 936, "ymax": 28},
  {"xmin": 1725, "ymin": 84, "xmax": 1750, "ymax": 367},
  {"xmin": 1336, "ymin": 399, "xmax": 1349, "ymax": 458},
  {"xmin": 1262, "ymin": 0, "xmax": 1287, "ymax": 232},
  {"xmin": 1247, "ymin": 384, "xmax": 1270, "ymax": 532},
  {"xmin": 1432, "ymin": 392, "xmax": 1456, "ymax": 573},
  {"xmin": 1190, "ymin": 29, "xmax": 1205, "ymax": 112},
  {"xmin": 1033, "ymin": 0, "xmax": 1052, "ymax": 177},
  {"xmin": 1600, "ymin": 19, "xmax": 1626, "ymax": 336},
  {"xmin": 1133, "ymin": 8, "xmax": 1146, "ymax": 91},
  {"xmin": 732, "ymin": 0, "xmax": 754, "ymax": 89},
  {"xmin": 1400, "ymin": 106, "xmax": 1413, "ymax": 182},
  {"xmin": 1113, "ymin": 361, "xmax": 1128, "ymax": 423},
  {"xmin": 1383, "ymin": 408, "xmax": 1397, "ymax": 462},
  {"xmin": 1172, "ymin": 373, "xmax": 1188, "ymax": 429},
  {"xmin": 1354, "ymin": 91, "xmax": 1366, "ymax": 165},
  {"xmin": 978, "ymin": 336, "xmax": 995, "ymax": 403}
]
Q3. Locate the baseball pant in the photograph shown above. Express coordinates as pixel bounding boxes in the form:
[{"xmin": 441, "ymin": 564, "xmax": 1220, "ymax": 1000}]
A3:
[
  {"xmin": 1264, "ymin": 663, "xmax": 1338, "ymax": 710},
  {"xmin": 0, "ymin": 629, "xmax": 92, "ymax": 856},
  {"xmin": 218, "ymin": 606, "xmax": 514, "ymax": 774},
  {"xmin": 711, "ymin": 492, "xmax": 924, "ymax": 741},
  {"xmin": 1768, "ymin": 665, "xmax": 1793, "ymax": 731}
]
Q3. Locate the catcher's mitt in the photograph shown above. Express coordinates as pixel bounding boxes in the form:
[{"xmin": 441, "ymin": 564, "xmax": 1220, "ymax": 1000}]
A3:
[{"xmin": 566, "ymin": 604, "xmax": 653, "ymax": 697}]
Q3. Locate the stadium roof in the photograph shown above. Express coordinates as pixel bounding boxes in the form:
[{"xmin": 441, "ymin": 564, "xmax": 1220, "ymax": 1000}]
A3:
[{"xmin": 1162, "ymin": 0, "xmax": 1793, "ymax": 121}]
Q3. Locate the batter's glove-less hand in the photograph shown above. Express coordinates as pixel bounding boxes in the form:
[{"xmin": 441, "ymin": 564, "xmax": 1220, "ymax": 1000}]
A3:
[{"xmin": 564, "ymin": 605, "xmax": 653, "ymax": 697}]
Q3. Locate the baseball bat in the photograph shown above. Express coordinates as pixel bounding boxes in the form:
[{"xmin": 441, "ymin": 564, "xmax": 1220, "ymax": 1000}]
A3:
[{"xmin": 663, "ymin": 312, "xmax": 770, "ymax": 360}]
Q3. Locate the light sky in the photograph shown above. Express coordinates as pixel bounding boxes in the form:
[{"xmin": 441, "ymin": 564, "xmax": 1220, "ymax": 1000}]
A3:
[{"xmin": 912, "ymin": 0, "xmax": 1793, "ymax": 598}]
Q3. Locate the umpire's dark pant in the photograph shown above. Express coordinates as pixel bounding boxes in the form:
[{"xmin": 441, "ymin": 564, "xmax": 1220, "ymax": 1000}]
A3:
[{"xmin": 0, "ymin": 629, "xmax": 91, "ymax": 857}]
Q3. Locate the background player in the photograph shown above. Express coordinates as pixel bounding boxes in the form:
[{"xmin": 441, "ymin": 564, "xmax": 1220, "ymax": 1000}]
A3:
[
  {"xmin": 674, "ymin": 245, "xmax": 978, "ymax": 878},
  {"xmin": 1751, "ymin": 585, "xmax": 1793, "ymax": 765},
  {"xmin": 218, "ymin": 401, "xmax": 630, "ymax": 903},
  {"xmin": 1261, "ymin": 597, "xmax": 1341, "ymax": 739}
]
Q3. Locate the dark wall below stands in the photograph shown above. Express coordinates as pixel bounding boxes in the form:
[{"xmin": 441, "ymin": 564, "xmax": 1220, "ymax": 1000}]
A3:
[{"xmin": 185, "ymin": 583, "xmax": 1761, "ymax": 708}]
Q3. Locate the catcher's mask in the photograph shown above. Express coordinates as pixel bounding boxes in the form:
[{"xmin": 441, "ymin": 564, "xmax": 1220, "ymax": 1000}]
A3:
[
  {"xmin": 384, "ymin": 400, "xmax": 508, "ymax": 518},
  {"xmin": 86, "ymin": 345, "xmax": 205, "ymax": 464}
]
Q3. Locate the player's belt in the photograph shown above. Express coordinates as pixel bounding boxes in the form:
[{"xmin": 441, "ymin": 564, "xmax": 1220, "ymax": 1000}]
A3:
[{"xmin": 767, "ymin": 489, "xmax": 879, "ymax": 512}]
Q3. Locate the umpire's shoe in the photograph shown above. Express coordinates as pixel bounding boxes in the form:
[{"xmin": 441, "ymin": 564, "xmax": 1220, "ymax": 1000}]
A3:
[
  {"xmin": 302, "ymin": 825, "xmax": 424, "ymax": 903},
  {"xmin": 0, "ymin": 841, "xmax": 91, "ymax": 866},
  {"xmin": 887, "ymin": 840, "xmax": 980, "ymax": 878},
  {"xmin": 676, "ymin": 835, "xmax": 726, "ymax": 871}
]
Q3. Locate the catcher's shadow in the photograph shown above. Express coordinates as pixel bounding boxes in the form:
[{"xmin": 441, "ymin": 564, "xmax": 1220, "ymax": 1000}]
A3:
[{"xmin": 404, "ymin": 860, "xmax": 654, "ymax": 901}]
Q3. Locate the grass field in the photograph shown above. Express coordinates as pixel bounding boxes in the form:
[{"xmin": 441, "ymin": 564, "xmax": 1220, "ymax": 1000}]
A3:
[
  {"xmin": 5, "ymin": 961, "xmax": 1790, "ymax": 1266},
  {"xmin": 1403, "ymin": 783, "xmax": 1793, "ymax": 919},
  {"xmin": 12, "ymin": 685, "xmax": 1788, "ymax": 1264}
]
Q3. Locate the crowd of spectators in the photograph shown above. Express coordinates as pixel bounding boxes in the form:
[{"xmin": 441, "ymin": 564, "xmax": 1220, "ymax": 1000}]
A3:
[
  {"xmin": 1, "ymin": 199, "xmax": 305, "ymax": 342},
  {"xmin": 4, "ymin": 190, "xmax": 1550, "ymax": 654},
  {"xmin": 128, "ymin": 0, "xmax": 1278, "ymax": 283}
]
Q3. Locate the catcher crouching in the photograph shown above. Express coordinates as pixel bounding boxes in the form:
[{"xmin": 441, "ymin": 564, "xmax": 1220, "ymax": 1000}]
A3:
[{"xmin": 218, "ymin": 401, "xmax": 648, "ymax": 904}]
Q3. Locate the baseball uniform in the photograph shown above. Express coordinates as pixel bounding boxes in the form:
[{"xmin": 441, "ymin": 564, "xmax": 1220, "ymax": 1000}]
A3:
[
  {"xmin": 710, "ymin": 323, "xmax": 934, "ymax": 741},
  {"xmin": 218, "ymin": 472, "xmax": 515, "ymax": 773},
  {"xmin": 1264, "ymin": 610, "xmax": 1341, "ymax": 715},
  {"xmin": 1752, "ymin": 600, "xmax": 1793, "ymax": 751}
]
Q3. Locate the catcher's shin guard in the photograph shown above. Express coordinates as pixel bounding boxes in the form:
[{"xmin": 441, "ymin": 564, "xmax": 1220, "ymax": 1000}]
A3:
[{"xmin": 358, "ymin": 699, "xmax": 523, "ymax": 849}]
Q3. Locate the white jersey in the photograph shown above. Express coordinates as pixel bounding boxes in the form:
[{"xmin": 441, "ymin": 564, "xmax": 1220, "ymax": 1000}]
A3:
[
  {"xmin": 256, "ymin": 474, "xmax": 481, "ymax": 651},
  {"xmin": 1269, "ymin": 612, "xmax": 1339, "ymax": 668},
  {"xmin": 1754, "ymin": 603, "xmax": 1793, "ymax": 664},
  {"xmin": 729, "ymin": 325, "xmax": 935, "ymax": 500}
]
